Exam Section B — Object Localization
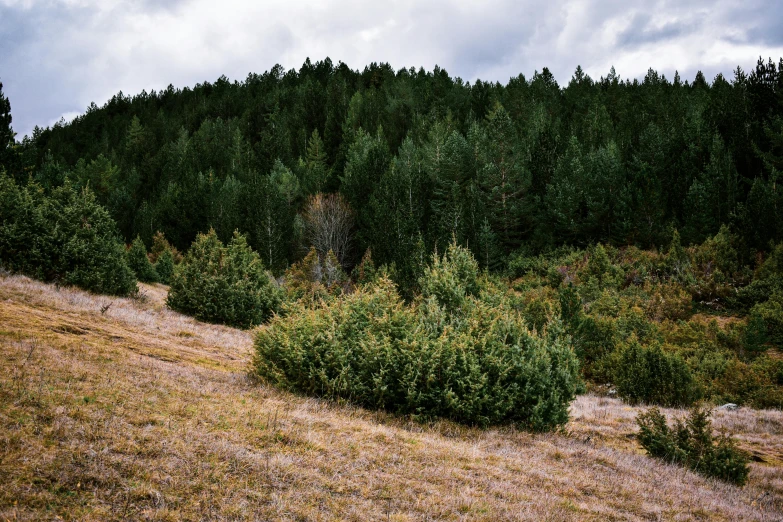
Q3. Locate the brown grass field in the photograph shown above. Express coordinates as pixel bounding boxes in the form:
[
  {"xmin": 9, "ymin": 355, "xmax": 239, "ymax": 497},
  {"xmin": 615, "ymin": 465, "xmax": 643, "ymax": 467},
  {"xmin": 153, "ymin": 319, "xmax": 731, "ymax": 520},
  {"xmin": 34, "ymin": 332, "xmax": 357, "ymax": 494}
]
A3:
[{"xmin": 1, "ymin": 273, "xmax": 782, "ymax": 521}]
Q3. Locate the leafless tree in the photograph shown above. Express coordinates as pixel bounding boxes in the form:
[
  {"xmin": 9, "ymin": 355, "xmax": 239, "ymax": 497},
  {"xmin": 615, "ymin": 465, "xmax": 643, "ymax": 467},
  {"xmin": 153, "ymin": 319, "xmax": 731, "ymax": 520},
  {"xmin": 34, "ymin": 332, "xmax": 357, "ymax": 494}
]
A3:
[{"xmin": 302, "ymin": 193, "xmax": 354, "ymax": 267}]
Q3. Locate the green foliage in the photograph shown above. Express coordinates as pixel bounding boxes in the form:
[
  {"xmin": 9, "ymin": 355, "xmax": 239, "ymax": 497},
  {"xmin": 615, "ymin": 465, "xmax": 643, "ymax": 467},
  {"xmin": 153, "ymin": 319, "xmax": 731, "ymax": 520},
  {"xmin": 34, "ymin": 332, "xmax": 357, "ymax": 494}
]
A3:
[
  {"xmin": 692, "ymin": 225, "xmax": 740, "ymax": 282},
  {"xmin": 612, "ymin": 341, "xmax": 698, "ymax": 407},
  {"xmin": 419, "ymin": 241, "xmax": 481, "ymax": 313},
  {"xmin": 284, "ymin": 246, "xmax": 348, "ymax": 303},
  {"xmin": 506, "ymin": 237, "xmax": 783, "ymax": 406},
  {"xmin": 255, "ymin": 245, "xmax": 580, "ymax": 430},
  {"xmin": 154, "ymin": 249, "xmax": 175, "ymax": 285},
  {"xmin": 126, "ymin": 236, "xmax": 158, "ymax": 283},
  {"xmin": 585, "ymin": 243, "xmax": 612, "ymax": 286},
  {"xmin": 0, "ymin": 82, "xmax": 18, "ymax": 174},
  {"xmin": 0, "ymin": 173, "xmax": 136, "ymax": 296},
  {"xmin": 167, "ymin": 229, "xmax": 281, "ymax": 328},
  {"xmin": 751, "ymin": 291, "xmax": 783, "ymax": 346},
  {"xmin": 636, "ymin": 406, "xmax": 750, "ymax": 486},
  {"xmin": 148, "ymin": 231, "xmax": 180, "ymax": 284}
]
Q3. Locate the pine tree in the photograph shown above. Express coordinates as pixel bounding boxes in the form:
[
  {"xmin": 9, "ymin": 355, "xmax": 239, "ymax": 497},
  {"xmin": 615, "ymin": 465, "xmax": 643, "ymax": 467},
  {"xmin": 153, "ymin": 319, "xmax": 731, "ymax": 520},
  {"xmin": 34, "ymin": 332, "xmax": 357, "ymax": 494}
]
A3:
[
  {"xmin": 0, "ymin": 81, "xmax": 17, "ymax": 174},
  {"xmin": 478, "ymin": 103, "xmax": 529, "ymax": 250},
  {"xmin": 301, "ymin": 129, "xmax": 328, "ymax": 194}
]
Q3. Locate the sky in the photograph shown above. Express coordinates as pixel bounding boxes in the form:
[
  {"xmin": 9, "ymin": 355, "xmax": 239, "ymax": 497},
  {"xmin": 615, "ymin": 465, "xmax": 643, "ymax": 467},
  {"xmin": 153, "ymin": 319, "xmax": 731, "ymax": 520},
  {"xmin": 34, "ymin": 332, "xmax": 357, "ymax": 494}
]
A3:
[{"xmin": 1, "ymin": 0, "xmax": 782, "ymax": 138}]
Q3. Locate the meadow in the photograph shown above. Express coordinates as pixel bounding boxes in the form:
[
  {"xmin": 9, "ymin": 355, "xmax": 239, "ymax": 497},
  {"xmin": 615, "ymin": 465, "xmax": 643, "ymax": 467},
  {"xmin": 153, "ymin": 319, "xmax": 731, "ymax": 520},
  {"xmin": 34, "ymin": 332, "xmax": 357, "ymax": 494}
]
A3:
[{"xmin": 1, "ymin": 273, "xmax": 781, "ymax": 521}]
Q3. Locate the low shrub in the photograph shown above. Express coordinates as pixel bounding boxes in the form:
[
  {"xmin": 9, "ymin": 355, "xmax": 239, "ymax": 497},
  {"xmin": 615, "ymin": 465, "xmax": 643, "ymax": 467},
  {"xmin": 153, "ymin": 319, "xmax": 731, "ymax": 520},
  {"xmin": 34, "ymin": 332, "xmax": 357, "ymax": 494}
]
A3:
[
  {"xmin": 419, "ymin": 242, "xmax": 481, "ymax": 313},
  {"xmin": 645, "ymin": 281, "xmax": 692, "ymax": 321},
  {"xmin": 154, "ymin": 249, "xmax": 175, "ymax": 284},
  {"xmin": 612, "ymin": 341, "xmax": 698, "ymax": 407},
  {"xmin": 0, "ymin": 174, "xmax": 136, "ymax": 296},
  {"xmin": 750, "ymin": 291, "xmax": 783, "ymax": 346},
  {"xmin": 149, "ymin": 231, "xmax": 180, "ymax": 284},
  {"xmin": 167, "ymin": 229, "xmax": 281, "ymax": 328},
  {"xmin": 636, "ymin": 406, "xmax": 750, "ymax": 486},
  {"xmin": 284, "ymin": 246, "xmax": 348, "ymax": 303},
  {"xmin": 254, "ymin": 244, "xmax": 581, "ymax": 430}
]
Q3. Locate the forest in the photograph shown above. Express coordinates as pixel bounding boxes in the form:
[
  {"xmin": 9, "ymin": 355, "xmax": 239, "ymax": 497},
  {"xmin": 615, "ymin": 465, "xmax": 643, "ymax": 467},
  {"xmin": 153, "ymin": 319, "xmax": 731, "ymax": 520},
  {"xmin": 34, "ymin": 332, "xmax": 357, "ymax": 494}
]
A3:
[
  {"xmin": 4, "ymin": 57, "xmax": 782, "ymax": 279},
  {"xmin": 1, "ymin": 57, "xmax": 783, "ymax": 433}
]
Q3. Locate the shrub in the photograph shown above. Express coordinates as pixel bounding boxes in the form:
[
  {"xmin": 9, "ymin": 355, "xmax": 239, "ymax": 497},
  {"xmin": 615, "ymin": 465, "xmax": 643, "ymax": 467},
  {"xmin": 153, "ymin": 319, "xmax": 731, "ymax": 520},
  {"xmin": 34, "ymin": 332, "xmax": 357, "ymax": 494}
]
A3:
[
  {"xmin": 520, "ymin": 286, "xmax": 557, "ymax": 333},
  {"xmin": 645, "ymin": 282, "xmax": 692, "ymax": 321},
  {"xmin": 254, "ymin": 245, "xmax": 581, "ymax": 430},
  {"xmin": 0, "ymin": 174, "xmax": 136, "ymax": 296},
  {"xmin": 284, "ymin": 246, "xmax": 348, "ymax": 303},
  {"xmin": 751, "ymin": 291, "xmax": 783, "ymax": 346},
  {"xmin": 664, "ymin": 229, "xmax": 691, "ymax": 281},
  {"xmin": 729, "ymin": 243, "xmax": 783, "ymax": 311},
  {"xmin": 636, "ymin": 406, "xmax": 750, "ymax": 486},
  {"xmin": 613, "ymin": 341, "xmax": 698, "ymax": 406},
  {"xmin": 167, "ymin": 229, "xmax": 281, "ymax": 328},
  {"xmin": 419, "ymin": 242, "xmax": 481, "ymax": 313},
  {"xmin": 693, "ymin": 225, "xmax": 740, "ymax": 277},
  {"xmin": 126, "ymin": 235, "xmax": 159, "ymax": 283},
  {"xmin": 149, "ymin": 232, "xmax": 181, "ymax": 284},
  {"xmin": 572, "ymin": 315, "xmax": 618, "ymax": 380},
  {"xmin": 154, "ymin": 249, "xmax": 175, "ymax": 284},
  {"xmin": 149, "ymin": 231, "xmax": 182, "ymax": 264}
]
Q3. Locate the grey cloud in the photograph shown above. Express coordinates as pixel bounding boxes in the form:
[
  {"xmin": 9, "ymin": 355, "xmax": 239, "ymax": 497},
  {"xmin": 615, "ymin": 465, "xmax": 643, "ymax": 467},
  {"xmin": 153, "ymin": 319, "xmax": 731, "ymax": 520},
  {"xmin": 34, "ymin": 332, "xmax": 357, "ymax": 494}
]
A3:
[
  {"xmin": 0, "ymin": 0, "xmax": 782, "ymax": 138},
  {"xmin": 719, "ymin": 0, "xmax": 783, "ymax": 46},
  {"xmin": 616, "ymin": 12, "xmax": 701, "ymax": 47}
]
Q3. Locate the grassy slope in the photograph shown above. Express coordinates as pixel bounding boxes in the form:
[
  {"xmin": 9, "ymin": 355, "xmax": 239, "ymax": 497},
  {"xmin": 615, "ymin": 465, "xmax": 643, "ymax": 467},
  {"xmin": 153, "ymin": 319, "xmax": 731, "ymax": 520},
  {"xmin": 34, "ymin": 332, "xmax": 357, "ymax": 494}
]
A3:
[{"xmin": 0, "ymin": 274, "xmax": 781, "ymax": 521}]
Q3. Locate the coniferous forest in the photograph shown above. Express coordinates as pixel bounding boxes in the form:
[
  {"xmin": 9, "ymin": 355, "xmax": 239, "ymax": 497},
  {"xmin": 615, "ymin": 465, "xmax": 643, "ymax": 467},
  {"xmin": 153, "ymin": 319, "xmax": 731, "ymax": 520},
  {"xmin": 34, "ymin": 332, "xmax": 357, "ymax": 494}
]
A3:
[
  {"xmin": 7, "ymin": 57, "xmax": 783, "ymax": 272},
  {"xmin": 2, "ymin": 57, "xmax": 783, "ymax": 426}
]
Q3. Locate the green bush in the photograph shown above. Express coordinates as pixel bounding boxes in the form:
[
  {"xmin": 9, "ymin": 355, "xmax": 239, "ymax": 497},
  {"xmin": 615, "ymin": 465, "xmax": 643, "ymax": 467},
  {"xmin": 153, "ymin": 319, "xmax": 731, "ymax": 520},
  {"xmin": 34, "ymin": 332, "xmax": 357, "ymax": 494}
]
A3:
[
  {"xmin": 636, "ymin": 406, "xmax": 750, "ymax": 486},
  {"xmin": 167, "ymin": 229, "xmax": 281, "ymax": 328},
  {"xmin": 149, "ymin": 231, "xmax": 180, "ymax": 285},
  {"xmin": 126, "ymin": 235, "xmax": 159, "ymax": 283},
  {"xmin": 751, "ymin": 291, "xmax": 783, "ymax": 346},
  {"xmin": 0, "ymin": 174, "xmax": 136, "ymax": 296},
  {"xmin": 154, "ymin": 249, "xmax": 175, "ymax": 284},
  {"xmin": 255, "ymin": 245, "xmax": 581, "ymax": 430},
  {"xmin": 613, "ymin": 341, "xmax": 698, "ymax": 406},
  {"xmin": 419, "ymin": 242, "xmax": 480, "ymax": 313},
  {"xmin": 284, "ymin": 246, "xmax": 348, "ymax": 303}
]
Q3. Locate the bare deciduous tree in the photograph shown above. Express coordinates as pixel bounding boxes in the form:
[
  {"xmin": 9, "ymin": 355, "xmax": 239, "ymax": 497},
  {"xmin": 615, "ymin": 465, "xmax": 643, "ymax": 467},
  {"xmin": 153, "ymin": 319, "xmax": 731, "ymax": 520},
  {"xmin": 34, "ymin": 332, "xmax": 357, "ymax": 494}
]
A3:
[{"xmin": 302, "ymin": 193, "xmax": 354, "ymax": 267}]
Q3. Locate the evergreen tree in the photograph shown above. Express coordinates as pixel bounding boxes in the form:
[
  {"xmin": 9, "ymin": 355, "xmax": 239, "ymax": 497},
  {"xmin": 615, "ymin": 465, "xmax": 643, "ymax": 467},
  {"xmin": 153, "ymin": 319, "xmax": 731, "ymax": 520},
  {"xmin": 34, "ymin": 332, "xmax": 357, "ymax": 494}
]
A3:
[
  {"xmin": 126, "ymin": 235, "xmax": 159, "ymax": 283},
  {"xmin": 0, "ymin": 81, "xmax": 16, "ymax": 174},
  {"xmin": 478, "ymin": 103, "xmax": 529, "ymax": 250},
  {"xmin": 301, "ymin": 129, "xmax": 328, "ymax": 194}
]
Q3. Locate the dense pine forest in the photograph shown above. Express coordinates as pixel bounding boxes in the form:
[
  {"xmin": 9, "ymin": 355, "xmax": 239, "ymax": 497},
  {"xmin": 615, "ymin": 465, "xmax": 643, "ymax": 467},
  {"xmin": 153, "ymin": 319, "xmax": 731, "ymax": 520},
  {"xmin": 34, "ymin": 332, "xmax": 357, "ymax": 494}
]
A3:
[
  {"xmin": 2, "ymin": 58, "xmax": 783, "ymax": 424},
  {"xmin": 6, "ymin": 57, "xmax": 783, "ymax": 279}
]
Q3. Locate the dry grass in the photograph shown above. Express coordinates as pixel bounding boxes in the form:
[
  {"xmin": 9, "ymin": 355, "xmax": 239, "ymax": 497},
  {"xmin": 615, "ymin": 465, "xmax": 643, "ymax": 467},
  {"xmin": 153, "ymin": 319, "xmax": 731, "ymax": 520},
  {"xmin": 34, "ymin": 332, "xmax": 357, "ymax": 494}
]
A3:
[{"xmin": 1, "ymin": 274, "xmax": 781, "ymax": 521}]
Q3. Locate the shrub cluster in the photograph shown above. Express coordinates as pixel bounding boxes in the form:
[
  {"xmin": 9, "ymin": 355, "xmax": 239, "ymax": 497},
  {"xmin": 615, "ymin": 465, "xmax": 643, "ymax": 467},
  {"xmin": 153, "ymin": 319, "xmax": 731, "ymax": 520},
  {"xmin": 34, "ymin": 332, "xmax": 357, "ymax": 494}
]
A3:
[
  {"xmin": 149, "ymin": 231, "xmax": 181, "ymax": 284},
  {"xmin": 255, "ymin": 244, "xmax": 581, "ymax": 430},
  {"xmin": 124, "ymin": 232, "xmax": 180, "ymax": 284},
  {"xmin": 506, "ymin": 230, "xmax": 783, "ymax": 408},
  {"xmin": 167, "ymin": 229, "xmax": 281, "ymax": 328},
  {"xmin": 284, "ymin": 246, "xmax": 348, "ymax": 303},
  {"xmin": 636, "ymin": 406, "xmax": 750, "ymax": 486},
  {"xmin": 612, "ymin": 341, "xmax": 698, "ymax": 407},
  {"xmin": 0, "ymin": 173, "xmax": 136, "ymax": 296}
]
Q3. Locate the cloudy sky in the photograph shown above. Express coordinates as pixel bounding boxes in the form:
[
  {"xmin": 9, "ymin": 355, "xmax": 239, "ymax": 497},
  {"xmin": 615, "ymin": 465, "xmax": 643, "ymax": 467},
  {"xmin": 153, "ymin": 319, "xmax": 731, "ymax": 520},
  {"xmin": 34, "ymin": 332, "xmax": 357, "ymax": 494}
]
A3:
[{"xmin": 1, "ymin": 0, "xmax": 782, "ymax": 138}]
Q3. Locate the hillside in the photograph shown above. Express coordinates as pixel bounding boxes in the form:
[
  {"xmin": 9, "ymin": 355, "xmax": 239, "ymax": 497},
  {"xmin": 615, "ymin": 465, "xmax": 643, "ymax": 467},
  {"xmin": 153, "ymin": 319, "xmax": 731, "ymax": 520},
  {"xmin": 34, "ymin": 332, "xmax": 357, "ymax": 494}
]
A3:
[
  {"xmin": 9, "ymin": 58, "xmax": 783, "ymax": 290},
  {"xmin": 1, "ymin": 274, "xmax": 781, "ymax": 521}
]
